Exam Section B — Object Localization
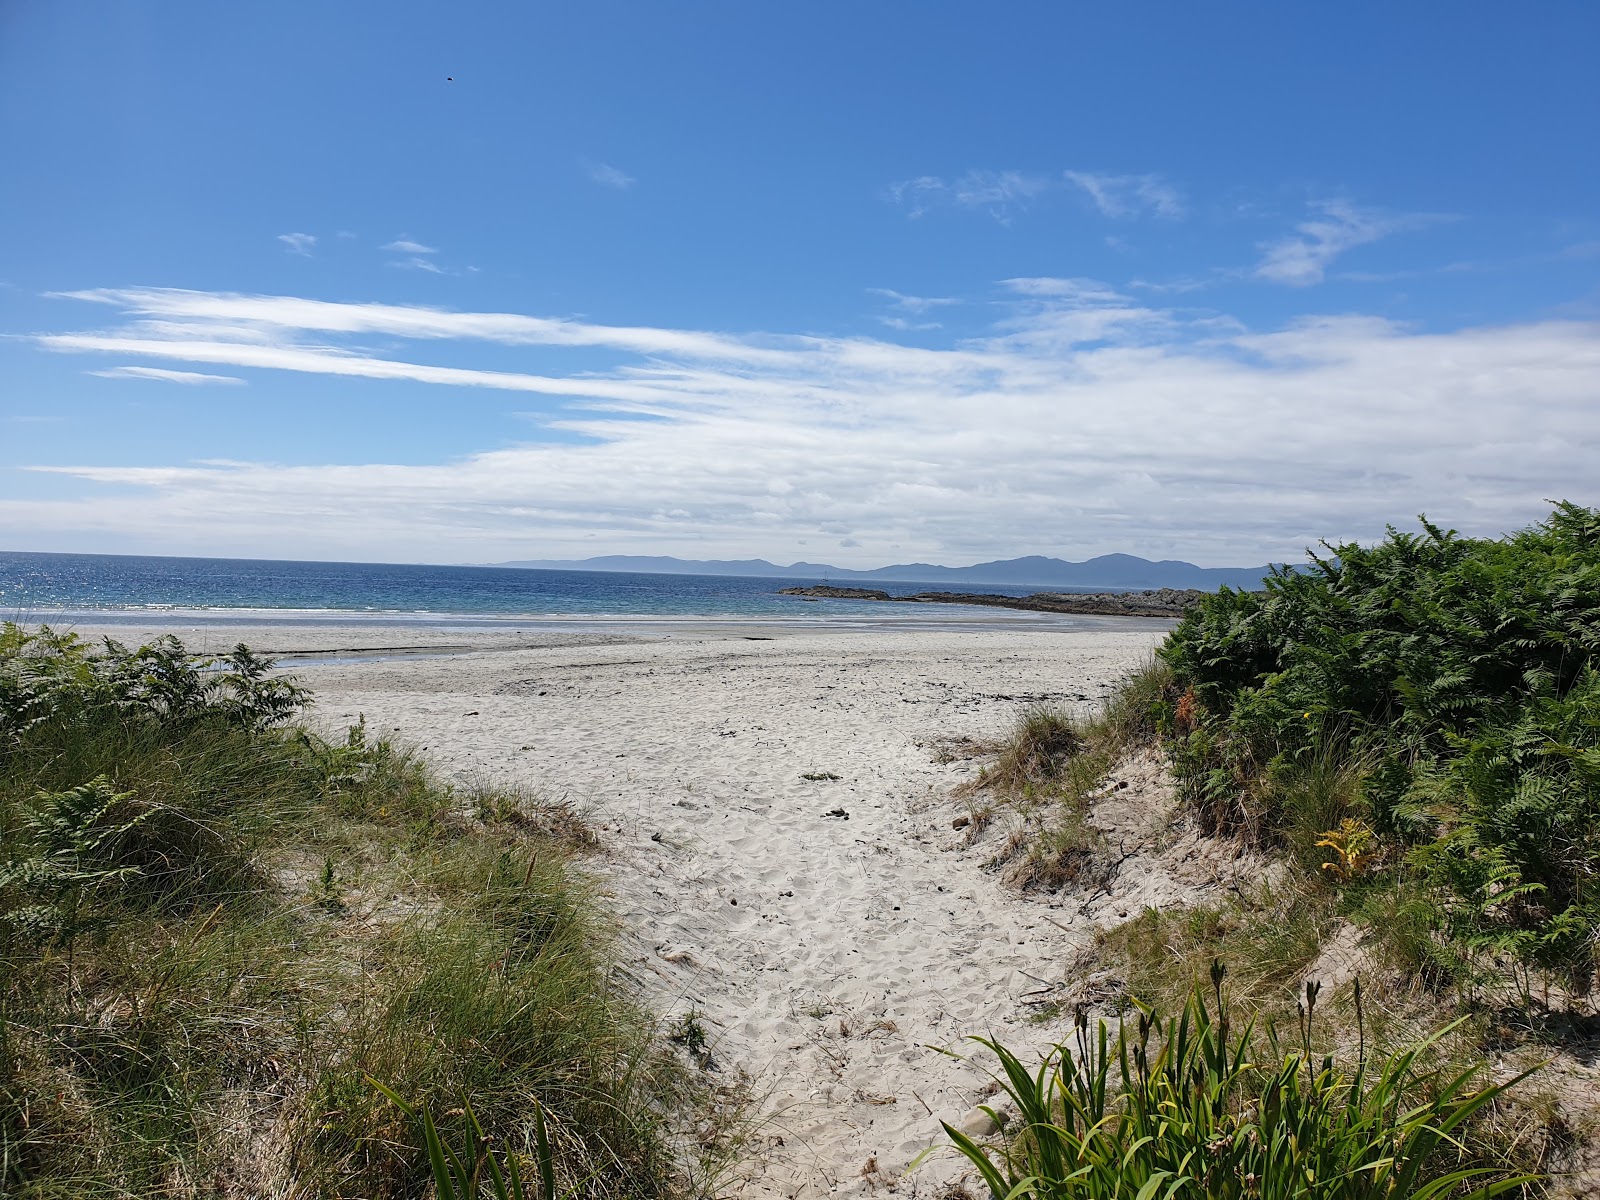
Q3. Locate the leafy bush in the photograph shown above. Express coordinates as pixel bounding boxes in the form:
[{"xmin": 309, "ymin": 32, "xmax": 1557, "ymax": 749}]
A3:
[
  {"xmin": 1159, "ymin": 503, "xmax": 1600, "ymax": 976},
  {"xmin": 937, "ymin": 966, "xmax": 1538, "ymax": 1200}
]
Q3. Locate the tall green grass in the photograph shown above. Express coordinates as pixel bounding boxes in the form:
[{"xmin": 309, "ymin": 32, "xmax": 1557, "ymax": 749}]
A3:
[
  {"xmin": 936, "ymin": 967, "xmax": 1539, "ymax": 1200},
  {"xmin": 0, "ymin": 624, "xmax": 703, "ymax": 1197}
]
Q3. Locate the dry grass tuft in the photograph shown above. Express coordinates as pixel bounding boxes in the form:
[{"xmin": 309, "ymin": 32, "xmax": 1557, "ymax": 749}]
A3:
[{"xmin": 962, "ymin": 704, "xmax": 1084, "ymax": 798}]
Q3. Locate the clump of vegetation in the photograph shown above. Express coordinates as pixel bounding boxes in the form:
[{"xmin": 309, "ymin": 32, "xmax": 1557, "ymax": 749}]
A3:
[
  {"xmin": 936, "ymin": 965, "xmax": 1540, "ymax": 1200},
  {"xmin": 962, "ymin": 662, "xmax": 1174, "ymax": 893},
  {"xmin": 1097, "ymin": 883, "xmax": 1339, "ymax": 1016},
  {"xmin": 972, "ymin": 705, "xmax": 1086, "ymax": 796},
  {"xmin": 1160, "ymin": 502, "xmax": 1600, "ymax": 983},
  {"xmin": 0, "ymin": 624, "xmax": 709, "ymax": 1197}
]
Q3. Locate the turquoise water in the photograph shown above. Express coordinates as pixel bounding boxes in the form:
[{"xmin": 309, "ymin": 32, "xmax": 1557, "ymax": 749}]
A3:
[{"xmin": 0, "ymin": 551, "xmax": 1159, "ymax": 632}]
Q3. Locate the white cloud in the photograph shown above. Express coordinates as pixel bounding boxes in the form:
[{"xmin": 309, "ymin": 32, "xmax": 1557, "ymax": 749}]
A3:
[
  {"xmin": 869, "ymin": 287, "xmax": 957, "ymax": 329},
  {"xmin": 1255, "ymin": 200, "xmax": 1437, "ymax": 286},
  {"xmin": 49, "ymin": 287, "xmax": 803, "ymax": 364},
  {"xmin": 19, "ymin": 286, "xmax": 1600, "ymax": 566},
  {"xmin": 585, "ymin": 161, "xmax": 636, "ymax": 189},
  {"xmin": 277, "ymin": 232, "xmax": 316, "ymax": 256},
  {"xmin": 381, "ymin": 237, "xmax": 438, "ymax": 254},
  {"xmin": 1001, "ymin": 277, "xmax": 1126, "ymax": 302},
  {"xmin": 890, "ymin": 168, "xmax": 1182, "ymax": 225},
  {"xmin": 878, "ymin": 315, "xmax": 942, "ymax": 332},
  {"xmin": 1062, "ymin": 171, "xmax": 1185, "ymax": 219},
  {"xmin": 886, "ymin": 170, "xmax": 1051, "ymax": 223},
  {"xmin": 867, "ymin": 288, "xmax": 958, "ymax": 314},
  {"xmin": 87, "ymin": 366, "xmax": 245, "ymax": 385}
]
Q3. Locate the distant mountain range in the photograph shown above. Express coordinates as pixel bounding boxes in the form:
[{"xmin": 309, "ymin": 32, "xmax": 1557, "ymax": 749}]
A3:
[{"xmin": 488, "ymin": 553, "xmax": 1287, "ymax": 591}]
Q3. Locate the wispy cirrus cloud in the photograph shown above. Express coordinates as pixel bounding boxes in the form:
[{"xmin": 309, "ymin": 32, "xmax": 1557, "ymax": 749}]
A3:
[
  {"xmin": 381, "ymin": 237, "xmax": 438, "ymax": 255},
  {"xmin": 380, "ymin": 235, "xmax": 446, "ymax": 273},
  {"xmin": 868, "ymin": 287, "xmax": 958, "ymax": 330},
  {"xmin": 584, "ymin": 160, "xmax": 636, "ymax": 189},
  {"xmin": 888, "ymin": 168, "xmax": 1183, "ymax": 225},
  {"xmin": 277, "ymin": 232, "xmax": 316, "ymax": 256},
  {"xmin": 1255, "ymin": 199, "xmax": 1441, "ymax": 286},
  {"xmin": 867, "ymin": 288, "xmax": 958, "ymax": 314},
  {"xmin": 886, "ymin": 170, "xmax": 1052, "ymax": 223},
  {"xmin": 1062, "ymin": 170, "xmax": 1185, "ymax": 219},
  {"xmin": 1001, "ymin": 277, "xmax": 1126, "ymax": 302},
  {"xmin": 19, "ymin": 284, "xmax": 1600, "ymax": 565},
  {"xmin": 88, "ymin": 365, "xmax": 245, "ymax": 385}
]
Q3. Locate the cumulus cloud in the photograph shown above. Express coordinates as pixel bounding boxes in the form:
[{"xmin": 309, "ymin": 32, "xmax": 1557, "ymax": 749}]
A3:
[
  {"xmin": 87, "ymin": 366, "xmax": 245, "ymax": 385},
  {"xmin": 1255, "ymin": 200, "xmax": 1438, "ymax": 286},
  {"xmin": 277, "ymin": 232, "xmax": 316, "ymax": 256},
  {"xmin": 19, "ymin": 285, "xmax": 1600, "ymax": 565}
]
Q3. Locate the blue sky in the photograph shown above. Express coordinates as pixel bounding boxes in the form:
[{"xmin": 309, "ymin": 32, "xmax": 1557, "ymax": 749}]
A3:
[{"xmin": 3, "ymin": 1, "xmax": 1597, "ymax": 566}]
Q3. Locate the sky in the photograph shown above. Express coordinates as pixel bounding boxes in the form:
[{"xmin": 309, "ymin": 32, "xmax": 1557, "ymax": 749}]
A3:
[{"xmin": 2, "ymin": 2, "xmax": 1598, "ymax": 569}]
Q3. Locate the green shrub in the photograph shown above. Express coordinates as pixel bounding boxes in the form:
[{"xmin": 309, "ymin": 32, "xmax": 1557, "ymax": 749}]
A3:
[{"xmin": 1159, "ymin": 503, "xmax": 1600, "ymax": 976}]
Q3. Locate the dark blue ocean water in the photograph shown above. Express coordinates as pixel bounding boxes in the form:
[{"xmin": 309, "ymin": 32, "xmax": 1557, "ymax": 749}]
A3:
[{"xmin": 0, "ymin": 550, "xmax": 1092, "ymax": 626}]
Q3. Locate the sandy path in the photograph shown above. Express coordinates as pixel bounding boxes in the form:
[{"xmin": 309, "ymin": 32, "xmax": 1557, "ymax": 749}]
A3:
[
  {"xmin": 270, "ymin": 626, "xmax": 1157, "ymax": 1197},
  {"xmin": 67, "ymin": 620, "xmax": 1165, "ymax": 1195}
]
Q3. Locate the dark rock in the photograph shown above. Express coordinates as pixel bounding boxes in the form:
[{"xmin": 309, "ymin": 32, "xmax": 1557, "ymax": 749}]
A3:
[
  {"xmin": 778, "ymin": 584, "xmax": 1207, "ymax": 618},
  {"xmin": 778, "ymin": 585, "xmax": 893, "ymax": 601}
]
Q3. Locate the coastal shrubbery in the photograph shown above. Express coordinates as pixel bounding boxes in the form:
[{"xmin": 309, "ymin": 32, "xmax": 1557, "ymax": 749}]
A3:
[
  {"xmin": 0, "ymin": 625, "xmax": 702, "ymax": 1197},
  {"xmin": 948, "ymin": 509, "xmax": 1600, "ymax": 1195},
  {"xmin": 1161, "ymin": 501, "xmax": 1600, "ymax": 983}
]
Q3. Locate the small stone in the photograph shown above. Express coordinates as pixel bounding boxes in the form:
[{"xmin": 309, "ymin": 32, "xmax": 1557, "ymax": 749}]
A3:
[
  {"xmin": 957, "ymin": 1107, "xmax": 1000, "ymax": 1138},
  {"xmin": 952, "ymin": 815, "xmax": 971, "ymax": 829}
]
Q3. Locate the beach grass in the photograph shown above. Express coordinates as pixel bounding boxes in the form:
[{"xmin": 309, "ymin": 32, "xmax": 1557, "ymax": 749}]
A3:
[
  {"xmin": 0, "ymin": 624, "xmax": 710, "ymax": 1197},
  {"xmin": 963, "ymin": 658, "xmax": 1174, "ymax": 892}
]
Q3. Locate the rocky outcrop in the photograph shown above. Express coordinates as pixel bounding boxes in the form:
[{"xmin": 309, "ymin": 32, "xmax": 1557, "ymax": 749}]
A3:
[
  {"xmin": 778, "ymin": 585, "xmax": 1205, "ymax": 617},
  {"xmin": 777, "ymin": 585, "xmax": 892, "ymax": 600}
]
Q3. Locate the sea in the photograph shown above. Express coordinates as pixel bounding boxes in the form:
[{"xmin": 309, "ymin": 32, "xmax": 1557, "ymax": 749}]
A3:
[{"xmin": 0, "ymin": 550, "xmax": 1168, "ymax": 636}]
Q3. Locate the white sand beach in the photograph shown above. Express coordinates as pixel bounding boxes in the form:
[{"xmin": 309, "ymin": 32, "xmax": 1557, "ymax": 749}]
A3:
[{"xmin": 71, "ymin": 618, "xmax": 1205, "ymax": 1196}]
